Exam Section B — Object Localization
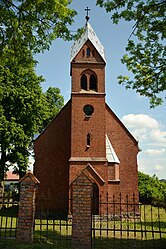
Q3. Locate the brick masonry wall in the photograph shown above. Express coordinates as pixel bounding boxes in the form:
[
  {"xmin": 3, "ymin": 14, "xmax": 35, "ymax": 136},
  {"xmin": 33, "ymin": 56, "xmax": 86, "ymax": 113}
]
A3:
[
  {"xmin": 71, "ymin": 94, "xmax": 106, "ymax": 158},
  {"xmin": 16, "ymin": 172, "xmax": 39, "ymax": 243},
  {"xmin": 72, "ymin": 172, "xmax": 93, "ymax": 249},
  {"xmin": 105, "ymin": 105, "xmax": 139, "ymax": 203},
  {"xmin": 34, "ymin": 102, "xmax": 71, "ymax": 214}
]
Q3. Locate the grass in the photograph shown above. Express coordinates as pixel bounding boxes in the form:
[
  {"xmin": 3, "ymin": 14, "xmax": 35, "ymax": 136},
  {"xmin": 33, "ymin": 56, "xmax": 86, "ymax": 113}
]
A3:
[
  {"xmin": 0, "ymin": 238, "xmax": 70, "ymax": 249},
  {"xmin": 0, "ymin": 205, "xmax": 166, "ymax": 248},
  {"xmin": 0, "ymin": 237, "xmax": 165, "ymax": 249}
]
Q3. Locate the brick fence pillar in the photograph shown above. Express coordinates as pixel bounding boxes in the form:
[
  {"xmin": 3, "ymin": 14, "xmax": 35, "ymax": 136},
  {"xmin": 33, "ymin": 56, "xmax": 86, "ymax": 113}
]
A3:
[
  {"xmin": 16, "ymin": 171, "xmax": 40, "ymax": 243},
  {"xmin": 72, "ymin": 172, "xmax": 93, "ymax": 249}
]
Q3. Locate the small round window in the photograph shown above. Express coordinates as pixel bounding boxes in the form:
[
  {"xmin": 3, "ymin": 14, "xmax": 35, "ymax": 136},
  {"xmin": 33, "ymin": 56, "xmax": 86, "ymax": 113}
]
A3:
[{"xmin": 83, "ymin": 105, "xmax": 94, "ymax": 117}]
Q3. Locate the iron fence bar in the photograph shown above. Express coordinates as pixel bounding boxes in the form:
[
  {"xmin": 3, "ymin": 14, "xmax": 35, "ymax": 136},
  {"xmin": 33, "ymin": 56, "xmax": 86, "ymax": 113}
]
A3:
[
  {"xmin": 92, "ymin": 207, "xmax": 96, "ymax": 248},
  {"xmin": 0, "ymin": 216, "xmax": 2, "ymax": 236},
  {"xmin": 5, "ymin": 216, "xmax": 8, "ymax": 237},
  {"xmin": 133, "ymin": 193, "xmax": 136, "ymax": 239},
  {"xmin": 39, "ymin": 214, "xmax": 42, "ymax": 242},
  {"xmin": 46, "ymin": 215, "xmax": 49, "ymax": 242},
  {"xmin": 126, "ymin": 194, "xmax": 129, "ymax": 245},
  {"xmin": 113, "ymin": 194, "xmax": 116, "ymax": 248},
  {"xmin": 52, "ymin": 218, "xmax": 55, "ymax": 245},
  {"xmin": 140, "ymin": 204, "xmax": 144, "ymax": 244},
  {"xmin": 66, "ymin": 219, "xmax": 70, "ymax": 246},
  {"xmin": 158, "ymin": 206, "xmax": 162, "ymax": 249},
  {"xmin": 143, "ymin": 202, "xmax": 148, "ymax": 249},
  {"xmin": 120, "ymin": 192, "xmax": 123, "ymax": 248},
  {"xmin": 151, "ymin": 205, "xmax": 155, "ymax": 249},
  {"xmin": 106, "ymin": 192, "xmax": 108, "ymax": 244}
]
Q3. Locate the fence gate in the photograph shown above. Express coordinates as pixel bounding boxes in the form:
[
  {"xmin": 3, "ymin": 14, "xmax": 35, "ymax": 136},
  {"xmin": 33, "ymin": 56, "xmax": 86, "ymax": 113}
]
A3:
[
  {"xmin": 92, "ymin": 193, "xmax": 166, "ymax": 249},
  {"xmin": 0, "ymin": 194, "xmax": 19, "ymax": 238}
]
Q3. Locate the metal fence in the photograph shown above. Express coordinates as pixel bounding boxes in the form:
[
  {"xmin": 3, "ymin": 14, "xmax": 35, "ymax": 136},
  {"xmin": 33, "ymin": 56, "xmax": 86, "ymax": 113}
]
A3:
[
  {"xmin": 1, "ymin": 191, "xmax": 166, "ymax": 249},
  {"xmin": 92, "ymin": 193, "xmax": 166, "ymax": 249},
  {"xmin": 0, "ymin": 194, "xmax": 19, "ymax": 238},
  {"xmin": 34, "ymin": 196, "xmax": 72, "ymax": 248}
]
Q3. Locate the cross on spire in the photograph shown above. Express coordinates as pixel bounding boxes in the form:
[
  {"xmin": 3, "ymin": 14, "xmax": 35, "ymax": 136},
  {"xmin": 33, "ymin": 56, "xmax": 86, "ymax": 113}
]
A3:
[{"xmin": 85, "ymin": 6, "xmax": 90, "ymax": 22}]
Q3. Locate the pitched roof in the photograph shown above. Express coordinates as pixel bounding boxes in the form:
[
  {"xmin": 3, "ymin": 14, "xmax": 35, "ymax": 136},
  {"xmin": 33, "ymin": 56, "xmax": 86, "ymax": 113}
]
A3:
[
  {"xmin": 70, "ymin": 22, "xmax": 106, "ymax": 62},
  {"xmin": 106, "ymin": 135, "xmax": 120, "ymax": 164},
  {"xmin": 5, "ymin": 172, "xmax": 19, "ymax": 181},
  {"xmin": 19, "ymin": 171, "xmax": 40, "ymax": 184}
]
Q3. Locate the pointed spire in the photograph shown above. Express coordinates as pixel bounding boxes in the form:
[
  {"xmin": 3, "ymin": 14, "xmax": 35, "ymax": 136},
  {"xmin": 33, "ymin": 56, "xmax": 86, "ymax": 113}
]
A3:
[{"xmin": 70, "ymin": 22, "xmax": 106, "ymax": 63}]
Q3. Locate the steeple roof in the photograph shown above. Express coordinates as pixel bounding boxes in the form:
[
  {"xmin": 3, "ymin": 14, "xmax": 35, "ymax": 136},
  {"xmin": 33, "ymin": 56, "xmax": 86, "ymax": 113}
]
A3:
[
  {"xmin": 106, "ymin": 135, "xmax": 120, "ymax": 164},
  {"xmin": 70, "ymin": 22, "xmax": 106, "ymax": 62}
]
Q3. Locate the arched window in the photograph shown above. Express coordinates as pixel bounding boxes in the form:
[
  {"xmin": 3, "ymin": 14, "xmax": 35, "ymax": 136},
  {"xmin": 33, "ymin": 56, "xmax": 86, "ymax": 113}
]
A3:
[
  {"xmin": 86, "ymin": 48, "xmax": 90, "ymax": 57},
  {"xmin": 90, "ymin": 74, "xmax": 97, "ymax": 91},
  {"xmin": 81, "ymin": 74, "xmax": 87, "ymax": 90}
]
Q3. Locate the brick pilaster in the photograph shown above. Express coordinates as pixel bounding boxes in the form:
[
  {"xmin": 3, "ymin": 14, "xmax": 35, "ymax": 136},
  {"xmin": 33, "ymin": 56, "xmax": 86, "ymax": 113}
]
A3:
[
  {"xmin": 72, "ymin": 172, "xmax": 93, "ymax": 249},
  {"xmin": 16, "ymin": 172, "xmax": 40, "ymax": 243}
]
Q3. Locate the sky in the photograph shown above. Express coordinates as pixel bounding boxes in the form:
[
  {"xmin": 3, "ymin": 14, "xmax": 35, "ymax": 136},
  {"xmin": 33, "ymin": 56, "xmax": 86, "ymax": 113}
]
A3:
[{"xmin": 33, "ymin": 0, "xmax": 166, "ymax": 179}]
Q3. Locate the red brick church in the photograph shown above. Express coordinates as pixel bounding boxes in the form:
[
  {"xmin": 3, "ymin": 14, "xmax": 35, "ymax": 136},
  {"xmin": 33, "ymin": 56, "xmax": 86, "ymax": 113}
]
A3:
[{"xmin": 34, "ymin": 21, "xmax": 139, "ymax": 216}]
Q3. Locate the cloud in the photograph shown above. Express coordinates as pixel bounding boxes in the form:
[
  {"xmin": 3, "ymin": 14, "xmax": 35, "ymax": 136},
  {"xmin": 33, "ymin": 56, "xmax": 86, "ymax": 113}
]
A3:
[
  {"xmin": 138, "ymin": 155, "xmax": 166, "ymax": 179},
  {"xmin": 122, "ymin": 114, "xmax": 166, "ymax": 145},
  {"xmin": 122, "ymin": 114, "xmax": 166, "ymax": 179},
  {"xmin": 150, "ymin": 129, "xmax": 166, "ymax": 143},
  {"xmin": 145, "ymin": 148, "xmax": 165, "ymax": 156},
  {"xmin": 122, "ymin": 114, "xmax": 159, "ymax": 129},
  {"xmin": 154, "ymin": 164, "xmax": 164, "ymax": 172}
]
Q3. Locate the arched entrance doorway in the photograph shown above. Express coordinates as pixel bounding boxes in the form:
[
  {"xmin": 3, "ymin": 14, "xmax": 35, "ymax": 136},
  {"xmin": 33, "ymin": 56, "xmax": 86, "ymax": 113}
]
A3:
[{"xmin": 92, "ymin": 183, "xmax": 99, "ymax": 215}]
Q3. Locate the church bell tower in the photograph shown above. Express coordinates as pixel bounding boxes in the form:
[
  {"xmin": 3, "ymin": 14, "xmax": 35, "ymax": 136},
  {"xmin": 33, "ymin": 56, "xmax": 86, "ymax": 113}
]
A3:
[{"xmin": 69, "ymin": 18, "xmax": 108, "ymax": 187}]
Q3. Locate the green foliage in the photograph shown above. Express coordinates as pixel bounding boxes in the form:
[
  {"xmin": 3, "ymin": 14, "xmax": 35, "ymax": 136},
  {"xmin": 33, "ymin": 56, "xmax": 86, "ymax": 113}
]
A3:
[
  {"xmin": 41, "ymin": 87, "xmax": 64, "ymax": 130},
  {"xmin": 138, "ymin": 171, "xmax": 166, "ymax": 207},
  {"xmin": 0, "ymin": 0, "xmax": 76, "ymax": 181},
  {"xmin": 97, "ymin": 0, "xmax": 166, "ymax": 107},
  {"xmin": 0, "ymin": 47, "xmax": 47, "ymax": 180},
  {"xmin": 0, "ymin": 0, "xmax": 77, "ymax": 53},
  {"xmin": 0, "ymin": 48, "xmax": 64, "ymax": 179}
]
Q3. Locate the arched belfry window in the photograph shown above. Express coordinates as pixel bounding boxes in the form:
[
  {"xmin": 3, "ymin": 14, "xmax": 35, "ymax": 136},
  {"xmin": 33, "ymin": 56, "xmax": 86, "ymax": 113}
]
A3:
[
  {"xmin": 86, "ymin": 48, "xmax": 90, "ymax": 57},
  {"xmin": 81, "ymin": 74, "xmax": 87, "ymax": 90},
  {"xmin": 90, "ymin": 74, "xmax": 97, "ymax": 91}
]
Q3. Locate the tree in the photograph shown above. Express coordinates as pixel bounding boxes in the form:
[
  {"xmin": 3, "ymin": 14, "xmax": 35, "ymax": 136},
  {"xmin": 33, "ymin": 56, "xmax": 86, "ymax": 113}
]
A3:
[
  {"xmin": 42, "ymin": 87, "xmax": 64, "ymax": 129},
  {"xmin": 97, "ymin": 0, "xmax": 166, "ymax": 107},
  {"xmin": 0, "ymin": 47, "xmax": 47, "ymax": 181},
  {"xmin": 0, "ymin": 0, "xmax": 77, "ymax": 53},
  {"xmin": 0, "ymin": 0, "xmax": 79, "ymax": 182},
  {"xmin": 138, "ymin": 171, "xmax": 166, "ymax": 207},
  {"xmin": 0, "ymin": 48, "xmax": 65, "ymax": 181}
]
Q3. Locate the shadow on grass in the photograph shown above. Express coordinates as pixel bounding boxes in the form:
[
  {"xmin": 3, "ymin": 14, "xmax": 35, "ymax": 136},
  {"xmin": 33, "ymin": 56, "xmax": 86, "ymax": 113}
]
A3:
[
  {"xmin": 0, "ymin": 237, "xmax": 71, "ymax": 249},
  {"xmin": 0, "ymin": 236, "xmax": 166, "ymax": 249},
  {"xmin": 0, "ymin": 205, "xmax": 18, "ymax": 217},
  {"xmin": 34, "ymin": 229, "xmax": 166, "ymax": 249},
  {"xmin": 34, "ymin": 230, "xmax": 72, "ymax": 249},
  {"xmin": 92, "ymin": 237, "xmax": 166, "ymax": 249}
]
